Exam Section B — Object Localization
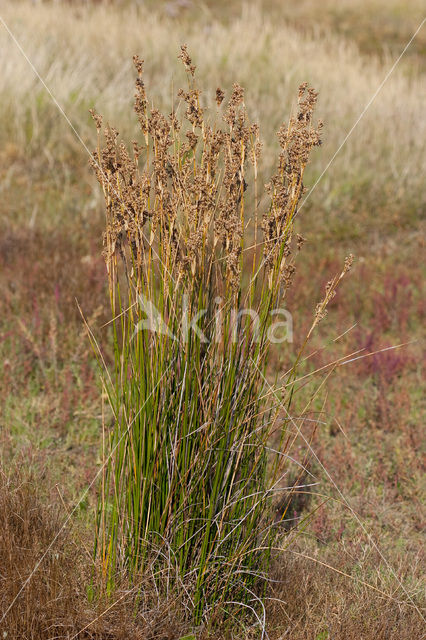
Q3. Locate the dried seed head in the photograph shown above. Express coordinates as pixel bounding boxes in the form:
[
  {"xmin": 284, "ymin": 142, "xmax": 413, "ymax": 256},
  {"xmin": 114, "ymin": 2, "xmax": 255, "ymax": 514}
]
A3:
[
  {"xmin": 178, "ymin": 44, "xmax": 196, "ymax": 76},
  {"xmin": 282, "ymin": 262, "xmax": 296, "ymax": 288},
  {"xmin": 230, "ymin": 83, "xmax": 244, "ymax": 106},
  {"xmin": 133, "ymin": 57, "xmax": 148, "ymax": 135},
  {"xmin": 223, "ymin": 83, "xmax": 245, "ymax": 128},
  {"xmin": 178, "ymin": 88, "xmax": 204, "ymax": 129},
  {"xmin": 344, "ymin": 253, "xmax": 354, "ymax": 273},
  {"xmin": 91, "ymin": 48, "xmax": 322, "ymax": 308},
  {"xmin": 133, "ymin": 54, "xmax": 144, "ymax": 76},
  {"xmin": 216, "ymin": 88, "xmax": 225, "ymax": 106},
  {"xmin": 314, "ymin": 303, "xmax": 328, "ymax": 323},
  {"xmin": 186, "ymin": 131, "xmax": 198, "ymax": 149},
  {"xmin": 262, "ymin": 83, "xmax": 322, "ymax": 287},
  {"xmin": 296, "ymin": 234, "xmax": 306, "ymax": 251},
  {"xmin": 89, "ymin": 109, "xmax": 102, "ymax": 131}
]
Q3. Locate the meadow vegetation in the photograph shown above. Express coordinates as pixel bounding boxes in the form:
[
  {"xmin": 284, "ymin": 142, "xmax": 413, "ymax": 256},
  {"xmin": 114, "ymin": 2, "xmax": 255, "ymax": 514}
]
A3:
[{"xmin": 0, "ymin": 1, "xmax": 424, "ymax": 638}]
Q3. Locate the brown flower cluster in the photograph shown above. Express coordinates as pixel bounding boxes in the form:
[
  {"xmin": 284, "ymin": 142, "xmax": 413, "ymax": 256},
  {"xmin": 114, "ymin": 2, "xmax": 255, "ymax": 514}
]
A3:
[
  {"xmin": 263, "ymin": 83, "xmax": 323, "ymax": 288},
  {"xmin": 91, "ymin": 49, "xmax": 321, "ymax": 304}
]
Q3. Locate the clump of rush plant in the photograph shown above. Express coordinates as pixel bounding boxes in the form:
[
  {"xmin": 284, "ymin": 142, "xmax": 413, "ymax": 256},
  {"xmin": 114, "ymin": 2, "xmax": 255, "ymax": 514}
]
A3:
[{"xmin": 90, "ymin": 46, "xmax": 323, "ymax": 629}]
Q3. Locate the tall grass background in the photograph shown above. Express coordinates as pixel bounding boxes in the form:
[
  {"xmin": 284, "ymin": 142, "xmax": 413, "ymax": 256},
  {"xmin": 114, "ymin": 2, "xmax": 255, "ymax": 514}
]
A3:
[{"xmin": 1, "ymin": 1, "xmax": 424, "ymax": 239}]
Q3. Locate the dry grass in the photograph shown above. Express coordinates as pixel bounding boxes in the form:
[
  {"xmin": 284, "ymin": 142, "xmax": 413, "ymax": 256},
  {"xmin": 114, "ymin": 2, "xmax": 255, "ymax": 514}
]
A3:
[
  {"xmin": 33, "ymin": 0, "xmax": 426, "ymax": 65},
  {"xmin": 1, "ymin": 1, "xmax": 425, "ymax": 237},
  {"xmin": 0, "ymin": 462, "xmax": 207, "ymax": 639},
  {"xmin": 0, "ymin": 463, "xmax": 85, "ymax": 638},
  {"xmin": 167, "ymin": 0, "xmax": 426, "ymax": 67},
  {"xmin": 0, "ymin": 458, "xmax": 422, "ymax": 638},
  {"xmin": 266, "ymin": 551, "xmax": 424, "ymax": 639}
]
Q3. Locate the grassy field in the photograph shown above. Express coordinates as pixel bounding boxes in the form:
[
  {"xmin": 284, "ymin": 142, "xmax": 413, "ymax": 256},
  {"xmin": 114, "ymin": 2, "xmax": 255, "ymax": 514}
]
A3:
[{"xmin": 0, "ymin": 1, "xmax": 425, "ymax": 638}]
